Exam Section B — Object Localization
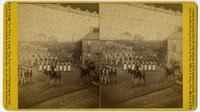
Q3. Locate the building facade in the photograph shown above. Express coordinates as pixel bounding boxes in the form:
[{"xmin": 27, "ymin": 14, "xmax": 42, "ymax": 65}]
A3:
[
  {"xmin": 166, "ymin": 28, "xmax": 183, "ymax": 72},
  {"xmin": 82, "ymin": 32, "xmax": 100, "ymax": 64}
]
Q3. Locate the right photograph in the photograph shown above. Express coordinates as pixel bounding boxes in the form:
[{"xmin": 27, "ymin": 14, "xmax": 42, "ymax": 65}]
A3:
[{"xmin": 99, "ymin": 3, "xmax": 183, "ymax": 108}]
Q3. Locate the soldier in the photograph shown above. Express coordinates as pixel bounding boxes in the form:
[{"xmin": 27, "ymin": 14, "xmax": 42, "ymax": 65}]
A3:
[
  {"xmin": 18, "ymin": 67, "xmax": 22, "ymax": 85},
  {"xmin": 67, "ymin": 61, "xmax": 71, "ymax": 72},
  {"xmin": 149, "ymin": 60, "xmax": 152, "ymax": 71},
  {"xmin": 105, "ymin": 54, "xmax": 108, "ymax": 63},
  {"xmin": 152, "ymin": 60, "xmax": 156, "ymax": 71},
  {"xmin": 59, "ymin": 61, "xmax": 63, "ymax": 72},
  {"xmin": 47, "ymin": 62, "xmax": 51, "ymax": 72},
  {"xmin": 43, "ymin": 62, "xmax": 47, "ymax": 72},
  {"xmin": 135, "ymin": 64, "xmax": 140, "ymax": 72},
  {"xmin": 138, "ymin": 64, "xmax": 142, "ymax": 71},
  {"xmin": 50, "ymin": 62, "xmax": 54, "ymax": 71},
  {"xmin": 140, "ymin": 60, "xmax": 144, "ymax": 71},
  {"xmin": 105, "ymin": 67, "xmax": 110, "ymax": 84},
  {"xmin": 51, "ymin": 56, "xmax": 54, "ymax": 60},
  {"xmin": 131, "ymin": 61, "xmax": 135, "ymax": 70},
  {"xmin": 113, "ymin": 66, "xmax": 117, "ymax": 76},
  {"xmin": 101, "ymin": 66, "xmax": 106, "ymax": 84},
  {"xmin": 127, "ymin": 56, "xmax": 129, "ymax": 62},
  {"xmin": 63, "ymin": 61, "xmax": 67, "ymax": 72},
  {"xmin": 114, "ymin": 58, "xmax": 117, "ymax": 65},
  {"xmin": 28, "ymin": 67, "xmax": 33, "ymax": 83},
  {"xmin": 21, "ymin": 68, "xmax": 26, "ymax": 86},
  {"xmin": 56, "ymin": 62, "xmax": 59, "ymax": 72},
  {"xmin": 121, "ymin": 56, "xmax": 125, "ymax": 66},
  {"xmin": 128, "ymin": 62, "xmax": 132, "ymax": 72},
  {"xmin": 109, "ymin": 65, "xmax": 112, "ymax": 73},
  {"xmin": 144, "ymin": 60, "xmax": 148, "ymax": 71},
  {"xmin": 110, "ymin": 59, "xmax": 113, "ymax": 65},
  {"xmin": 123, "ymin": 61, "xmax": 127, "ymax": 71}
]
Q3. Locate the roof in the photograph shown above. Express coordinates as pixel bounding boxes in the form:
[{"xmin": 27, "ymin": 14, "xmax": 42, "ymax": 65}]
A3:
[{"xmin": 83, "ymin": 32, "xmax": 99, "ymax": 40}]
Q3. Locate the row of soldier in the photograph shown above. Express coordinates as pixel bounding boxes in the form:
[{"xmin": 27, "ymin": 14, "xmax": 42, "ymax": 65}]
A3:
[
  {"xmin": 21, "ymin": 52, "xmax": 72, "ymax": 67},
  {"xmin": 81, "ymin": 62, "xmax": 117, "ymax": 85},
  {"xmin": 97, "ymin": 64, "xmax": 117, "ymax": 85},
  {"xmin": 18, "ymin": 66, "xmax": 33, "ymax": 87},
  {"xmin": 19, "ymin": 50, "xmax": 50, "ymax": 66},
  {"xmin": 105, "ymin": 53, "xmax": 157, "ymax": 66},
  {"xmin": 38, "ymin": 61, "xmax": 72, "ymax": 72},
  {"xmin": 123, "ymin": 60, "xmax": 156, "ymax": 71}
]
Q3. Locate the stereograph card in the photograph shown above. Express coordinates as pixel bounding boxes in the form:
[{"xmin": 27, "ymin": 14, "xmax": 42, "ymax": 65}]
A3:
[{"xmin": 3, "ymin": 1, "xmax": 197, "ymax": 111}]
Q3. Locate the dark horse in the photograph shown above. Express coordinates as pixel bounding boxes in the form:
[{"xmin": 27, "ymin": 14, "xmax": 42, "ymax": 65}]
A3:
[
  {"xmin": 43, "ymin": 69, "xmax": 49, "ymax": 80},
  {"xmin": 128, "ymin": 67, "xmax": 145, "ymax": 86},
  {"xmin": 164, "ymin": 64, "xmax": 181, "ymax": 80},
  {"xmin": 80, "ymin": 63, "xmax": 98, "ymax": 82},
  {"xmin": 80, "ymin": 64, "xmax": 90, "ymax": 79},
  {"xmin": 88, "ymin": 62, "xmax": 96, "ymax": 77},
  {"xmin": 164, "ymin": 66, "xmax": 174, "ymax": 80},
  {"xmin": 47, "ymin": 70, "xmax": 61, "ymax": 85}
]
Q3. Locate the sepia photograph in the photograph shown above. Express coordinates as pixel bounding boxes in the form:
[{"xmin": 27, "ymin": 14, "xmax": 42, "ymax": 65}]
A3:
[
  {"xmin": 18, "ymin": 3, "xmax": 183, "ymax": 109},
  {"xmin": 99, "ymin": 3, "xmax": 183, "ymax": 108},
  {"xmin": 18, "ymin": 3, "xmax": 100, "ymax": 108}
]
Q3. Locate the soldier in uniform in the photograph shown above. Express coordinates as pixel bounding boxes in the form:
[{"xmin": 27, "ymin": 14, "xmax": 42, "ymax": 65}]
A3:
[
  {"xmin": 56, "ymin": 61, "xmax": 59, "ymax": 72},
  {"xmin": 47, "ymin": 62, "xmax": 51, "ymax": 72},
  {"xmin": 28, "ymin": 67, "xmax": 33, "ymax": 83},
  {"xmin": 18, "ymin": 67, "xmax": 22, "ymax": 85},
  {"xmin": 146, "ymin": 61, "xmax": 149, "ymax": 71},
  {"xmin": 101, "ymin": 66, "xmax": 106, "ymax": 84},
  {"xmin": 152, "ymin": 60, "xmax": 156, "ymax": 71},
  {"xmin": 63, "ymin": 61, "xmax": 67, "ymax": 72},
  {"xmin": 43, "ymin": 62, "xmax": 47, "ymax": 72},
  {"xmin": 144, "ymin": 60, "xmax": 148, "ymax": 71},
  {"xmin": 121, "ymin": 56, "xmax": 124, "ymax": 66},
  {"xmin": 110, "ymin": 59, "xmax": 113, "ymax": 65},
  {"xmin": 149, "ymin": 60, "xmax": 152, "ymax": 71},
  {"xmin": 105, "ymin": 67, "xmax": 110, "ymax": 85},
  {"xmin": 105, "ymin": 54, "xmax": 108, "ymax": 63},
  {"xmin": 21, "ymin": 68, "xmax": 26, "ymax": 86},
  {"xmin": 123, "ymin": 61, "xmax": 127, "ymax": 71},
  {"xmin": 113, "ymin": 66, "xmax": 117, "ymax": 76},
  {"xmin": 67, "ymin": 61, "xmax": 71, "ymax": 72},
  {"xmin": 140, "ymin": 60, "xmax": 144, "ymax": 71},
  {"xmin": 131, "ymin": 61, "xmax": 135, "ymax": 70},
  {"xmin": 59, "ymin": 61, "xmax": 63, "ymax": 72},
  {"xmin": 38, "ymin": 62, "xmax": 42, "ymax": 71},
  {"xmin": 128, "ymin": 62, "xmax": 132, "ymax": 73}
]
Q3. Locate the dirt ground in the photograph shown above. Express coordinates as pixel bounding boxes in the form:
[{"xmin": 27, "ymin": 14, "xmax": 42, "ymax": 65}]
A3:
[{"xmin": 18, "ymin": 65, "xmax": 182, "ymax": 109}]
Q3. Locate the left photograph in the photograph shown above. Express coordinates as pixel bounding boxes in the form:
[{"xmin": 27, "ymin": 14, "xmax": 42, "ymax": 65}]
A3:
[{"xmin": 18, "ymin": 3, "xmax": 99, "ymax": 109}]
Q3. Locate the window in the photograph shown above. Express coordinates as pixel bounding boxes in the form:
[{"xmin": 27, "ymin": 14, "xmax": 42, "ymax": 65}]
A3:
[
  {"xmin": 87, "ymin": 46, "xmax": 91, "ymax": 53},
  {"xmin": 172, "ymin": 44, "xmax": 176, "ymax": 53},
  {"xmin": 88, "ymin": 41, "xmax": 91, "ymax": 45}
]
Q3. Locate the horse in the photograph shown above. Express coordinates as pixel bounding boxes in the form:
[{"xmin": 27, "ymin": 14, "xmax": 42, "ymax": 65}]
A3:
[
  {"xmin": 88, "ymin": 62, "xmax": 96, "ymax": 77},
  {"xmin": 43, "ymin": 69, "xmax": 49, "ymax": 80},
  {"xmin": 80, "ymin": 64, "xmax": 90, "ymax": 79},
  {"xmin": 128, "ymin": 68, "xmax": 145, "ymax": 86},
  {"xmin": 164, "ymin": 66, "xmax": 175, "ymax": 80},
  {"xmin": 47, "ymin": 70, "xmax": 61, "ymax": 85},
  {"xmin": 164, "ymin": 63, "xmax": 181, "ymax": 81},
  {"xmin": 107, "ymin": 69, "xmax": 117, "ymax": 84},
  {"xmin": 27, "ymin": 69, "xmax": 33, "ymax": 84}
]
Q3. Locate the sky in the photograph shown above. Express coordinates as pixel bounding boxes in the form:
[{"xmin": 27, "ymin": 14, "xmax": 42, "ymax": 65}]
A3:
[
  {"xmin": 145, "ymin": 3, "xmax": 182, "ymax": 12},
  {"xmin": 99, "ymin": 4, "xmax": 182, "ymax": 41},
  {"xmin": 18, "ymin": 3, "xmax": 182, "ymax": 42},
  {"xmin": 60, "ymin": 3, "xmax": 99, "ymax": 13},
  {"xmin": 59, "ymin": 3, "xmax": 182, "ymax": 13}
]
